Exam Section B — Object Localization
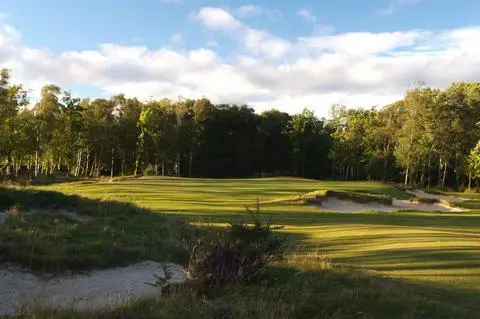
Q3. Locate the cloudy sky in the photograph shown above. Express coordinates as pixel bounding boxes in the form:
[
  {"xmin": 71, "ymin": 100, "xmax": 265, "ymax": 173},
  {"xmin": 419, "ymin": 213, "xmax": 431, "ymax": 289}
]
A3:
[{"xmin": 1, "ymin": 0, "xmax": 480, "ymax": 117}]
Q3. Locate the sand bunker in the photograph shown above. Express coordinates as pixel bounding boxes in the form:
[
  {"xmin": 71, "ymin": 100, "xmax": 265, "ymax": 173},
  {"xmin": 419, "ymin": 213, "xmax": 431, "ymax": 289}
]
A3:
[
  {"xmin": 406, "ymin": 189, "xmax": 465, "ymax": 203},
  {"xmin": 0, "ymin": 212, "xmax": 8, "ymax": 223},
  {"xmin": 319, "ymin": 197, "xmax": 463, "ymax": 213},
  {"xmin": 0, "ymin": 261, "xmax": 186, "ymax": 316}
]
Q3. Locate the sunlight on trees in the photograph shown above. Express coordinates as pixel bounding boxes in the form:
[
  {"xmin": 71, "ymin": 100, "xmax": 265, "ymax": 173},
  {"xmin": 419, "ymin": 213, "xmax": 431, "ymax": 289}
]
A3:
[{"xmin": 1, "ymin": 68, "xmax": 480, "ymax": 189}]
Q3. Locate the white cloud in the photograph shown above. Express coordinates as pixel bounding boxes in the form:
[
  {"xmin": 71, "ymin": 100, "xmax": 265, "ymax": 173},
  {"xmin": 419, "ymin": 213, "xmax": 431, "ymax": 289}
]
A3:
[
  {"xmin": 380, "ymin": 0, "xmax": 424, "ymax": 15},
  {"xmin": 236, "ymin": 5, "xmax": 262, "ymax": 17},
  {"xmin": 195, "ymin": 7, "xmax": 290, "ymax": 59},
  {"xmin": 2, "ymin": 21, "xmax": 480, "ymax": 117},
  {"xmin": 299, "ymin": 30, "xmax": 430, "ymax": 55},
  {"xmin": 297, "ymin": 8, "xmax": 317, "ymax": 23},
  {"xmin": 194, "ymin": 7, "xmax": 241, "ymax": 30},
  {"xmin": 243, "ymin": 27, "xmax": 291, "ymax": 58}
]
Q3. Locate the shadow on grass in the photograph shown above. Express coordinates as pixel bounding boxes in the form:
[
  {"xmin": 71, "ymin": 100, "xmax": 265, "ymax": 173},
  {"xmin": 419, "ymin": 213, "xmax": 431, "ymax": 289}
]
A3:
[{"xmin": 0, "ymin": 187, "xmax": 198, "ymax": 273}]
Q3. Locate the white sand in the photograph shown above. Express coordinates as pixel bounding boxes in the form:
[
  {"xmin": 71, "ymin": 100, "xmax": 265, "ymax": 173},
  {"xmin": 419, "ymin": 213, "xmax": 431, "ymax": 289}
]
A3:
[
  {"xmin": 0, "ymin": 211, "xmax": 8, "ymax": 223},
  {"xmin": 406, "ymin": 189, "xmax": 466, "ymax": 203},
  {"xmin": 0, "ymin": 261, "xmax": 186, "ymax": 316},
  {"xmin": 318, "ymin": 197, "xmax": 464, "ymax": 213}
]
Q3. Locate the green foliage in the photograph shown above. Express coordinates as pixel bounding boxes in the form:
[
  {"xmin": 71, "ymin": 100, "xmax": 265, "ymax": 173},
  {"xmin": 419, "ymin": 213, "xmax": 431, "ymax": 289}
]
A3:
[
  {"xmin": 468, "ymin": 141, "xmax": 480, "ymax": 183},
  {"xmin": 188, "ymin": 204, "xmax": 286, "ymax": 284},
  {"xmin": 2, "ymin": 68, "xmax": 480, "ymax": 188},
  {"xmin": 143, "ymin": 164, "xmax": 156, "ymax": 176}
]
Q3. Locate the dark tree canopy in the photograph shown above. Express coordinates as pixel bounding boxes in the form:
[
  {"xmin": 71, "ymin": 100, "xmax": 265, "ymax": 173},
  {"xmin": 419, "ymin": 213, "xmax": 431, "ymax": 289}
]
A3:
[{"xmin": 1, "ymin": 68, "xmax": 480, "ymax": 189}]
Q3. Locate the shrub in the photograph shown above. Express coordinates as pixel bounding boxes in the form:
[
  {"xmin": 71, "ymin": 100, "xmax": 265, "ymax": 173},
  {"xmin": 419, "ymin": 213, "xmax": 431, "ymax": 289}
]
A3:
[
  {"xmin": 143, "ymin": 164, "xmax": 156, "ymax": 176},
  {"xmin": 8, "ymin": 204, "xmax": 22, "ymax": 220},
  {"xmin": 188, "ymin": 203, "xmax": 286, "ymax": 284}
]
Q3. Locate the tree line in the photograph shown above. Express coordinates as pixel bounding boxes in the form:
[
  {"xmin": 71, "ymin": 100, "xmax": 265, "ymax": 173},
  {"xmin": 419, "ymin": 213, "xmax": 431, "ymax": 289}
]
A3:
[{"xmin": 1, "ymin": 69, "xmax": 480, "ymax": 189}]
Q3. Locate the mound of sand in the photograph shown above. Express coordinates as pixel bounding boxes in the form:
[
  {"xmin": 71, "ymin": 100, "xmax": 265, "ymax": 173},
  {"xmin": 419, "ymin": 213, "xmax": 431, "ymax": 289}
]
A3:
[
  {"xmin": 0, "ymin": 261, "xmax": 186, "ymax": 316},
  {"xmin": 406, "ymin": 189, "xmax": 465, "ymax": 203},
  {"xmin": 318, "ymin": 197, "xmax": 464, "ymax": 213},
  {"xmin": 0, "ymin": 212, "xmax": 8, "ymax": 223}
]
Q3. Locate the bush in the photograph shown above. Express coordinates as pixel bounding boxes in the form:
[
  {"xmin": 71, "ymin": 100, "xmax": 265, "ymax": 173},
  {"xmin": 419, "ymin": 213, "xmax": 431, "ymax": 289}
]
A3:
[
  {"xmin": 188, "ymin": 203, "xmax": 286, "ymax": 284},
  {"xmin": 143, "ymin": 164, "xmax": 156, "ymax": 176}
]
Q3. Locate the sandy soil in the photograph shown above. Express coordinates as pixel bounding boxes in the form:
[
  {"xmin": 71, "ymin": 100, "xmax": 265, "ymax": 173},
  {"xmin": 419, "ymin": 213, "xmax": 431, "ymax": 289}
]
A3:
[
  {"xmin": 0, "ymin": 212, "xmax": 8, "ymax": 223},
  {"xmin": 319, "ymin": 197, "xmax": 464, "ymax": 213},
  {"xmin": 406, "ymin": 189, "xmax": 466, "ymax": 203},
  {"xmin": 0, "ymin": 261, "xmax": 186, "ymax": 316}
]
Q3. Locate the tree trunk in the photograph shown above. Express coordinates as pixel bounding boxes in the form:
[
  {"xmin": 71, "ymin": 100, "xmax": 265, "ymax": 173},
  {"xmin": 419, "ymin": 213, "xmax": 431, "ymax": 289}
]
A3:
[
  {"xmin": 438, "ymin": 158, "xmax": 443, "ymax": 187},
  {"xmin": 75, "ymin": 149, "xmax": 82, "ymax": 177},
  {"xmin": 6, "ymin": 156, "xmax": 11, "ymax": 177},
  {"xmin": 134, "ymin": 154, "xmax": 140, "ymax": 176},
  {"xmin": 86, "ymin": 148, "xmax": 90, "ymax": 177},
  {"xmin": 384, "ymin": 144, "xmax": 391, "ymax": 181},
  {"xmin": 427, "ymin": 153, "xmax": 432, "ymax": 188},
  {"xmin": 35, "ymin": 150, "xmax": 39, "ymax": 178},
  {"xmin": 404, "ymin": 167, "xmax": 409, "ymax": 185},
  {"xmin": 442, "ymin": 161, "xmax": 448, "ymax": 188},
  {"xmin": 15, "ymin": 160, "xmax": 20, "ymax": 178},
  {"xmin": 177, "ymin": 153, "xmax": 181, "ymax": 176},
  {"xmin": 110, "ymin": 147, "xmax": 115, "ymax": 179},
  {"xmin": 161, "ymin": 161, "xmax": 165, "ymax": 176},
  {"xmin": 468, "ymin": 171, "xmax": 472, "ymax": 191},
  {"xmin": 188, "ymin": 152, "xmax": 193, "ymax": 177},
  {"xmin": 121, "ymin": 156, "xmax": 125, "ymax": 176}
]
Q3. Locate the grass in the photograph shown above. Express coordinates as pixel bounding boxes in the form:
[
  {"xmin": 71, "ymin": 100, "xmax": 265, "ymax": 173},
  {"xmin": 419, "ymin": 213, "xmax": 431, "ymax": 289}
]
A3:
[
  {"xmin": 37, "ymin": 177, "xmax": 480, "ymax": 288},
  {"xmin": 323, "ymin": 190, "xmax": 393, "ymax": 205},
  {"xmin": 2, "ymin": 177, "xmax": 480, "ymax": 318},
  {"xmin": 0, "ymin": 187, "xmax": 196, "ymax": 272},
  {"xmin": 14, "ymin": 256, "xmax": 480, "ymax": 319}
]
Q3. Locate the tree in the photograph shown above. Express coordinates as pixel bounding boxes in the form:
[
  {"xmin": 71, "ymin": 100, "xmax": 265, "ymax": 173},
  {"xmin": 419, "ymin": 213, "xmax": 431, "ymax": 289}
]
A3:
[
  {"xmin": 114, "ymin": 94, "xmax": 142, "ymax": 176},
  {"xmin": 0, "ymin": 69, "xmax": 28, "ymax": 178},
  {"xmin": 291, "ymin": 108, "xmax": 331, "ymax": 178},
  {"xmin": 256, "ymin": 109, "xmax": 293, "ymax": 176},
  {"xmin": 395, "ymin": 87, "xmax": 434, "ymax": 185},
  {"xmin": 468, "ymin": 141, "xmax": 480, "ymax": 190},
  {"xmin": 138, "ymin": 100, "xmax": 177, "ymax": 175}
]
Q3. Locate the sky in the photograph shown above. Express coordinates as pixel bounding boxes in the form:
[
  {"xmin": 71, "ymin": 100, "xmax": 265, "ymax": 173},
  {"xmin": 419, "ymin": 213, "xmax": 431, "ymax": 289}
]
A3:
[{"xmin": 1, "ymin": 0, "xmax": 480, "ymax": 117}]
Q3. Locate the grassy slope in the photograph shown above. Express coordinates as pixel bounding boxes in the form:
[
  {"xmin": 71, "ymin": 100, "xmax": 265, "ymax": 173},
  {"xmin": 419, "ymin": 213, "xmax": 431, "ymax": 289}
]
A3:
[
  {"xmin": 0, "ymin": 187, "xmax": 195, "ymax": 272},
  {"xmin": 39, "ymin": 177, "xmax": 480, "ymax": 290},
  {"xmin": 5, "ymin": 177, "xmax": 478, "ymax": 318}
]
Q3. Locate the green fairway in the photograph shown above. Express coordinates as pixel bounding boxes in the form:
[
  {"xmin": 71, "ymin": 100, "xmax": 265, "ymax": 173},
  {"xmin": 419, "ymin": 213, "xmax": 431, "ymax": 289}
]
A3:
[{"xmin": 40, "ymin": 177, "xmax": 480, "ymax": 291}]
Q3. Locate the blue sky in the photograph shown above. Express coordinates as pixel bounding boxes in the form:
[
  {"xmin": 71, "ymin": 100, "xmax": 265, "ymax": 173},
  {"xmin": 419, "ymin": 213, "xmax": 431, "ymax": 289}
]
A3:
[{"xmin": 1, "ymin": 0, "xmax": 480, "ymax": 116}]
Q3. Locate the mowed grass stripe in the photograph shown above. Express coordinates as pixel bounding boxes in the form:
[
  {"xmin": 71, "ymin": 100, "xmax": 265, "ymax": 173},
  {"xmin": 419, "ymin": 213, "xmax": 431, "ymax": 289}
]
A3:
[{"xmin": 40, "ymin": 177, "xmax": 480, "ymax": 290}]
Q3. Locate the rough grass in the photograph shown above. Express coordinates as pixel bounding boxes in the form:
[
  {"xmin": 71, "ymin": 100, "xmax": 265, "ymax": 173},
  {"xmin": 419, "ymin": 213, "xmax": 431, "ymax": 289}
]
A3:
[
  {"xmin": 3, "ymin": 177, "xmax": 480, "ymax": 317},
  {"xmin": 38, "ymin": 177, "xmax": 480, "ymax": 289},
  {"xmin": 15, "ymin": 256, "xmax": 480, "ymax": 319},
  {"xmin": 324, "ymin": 190, "xmax": 393, "ymax": 205},
  {"xmin": 0, "ymin": 187, "xmax": 196, "ymax": 272}
]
